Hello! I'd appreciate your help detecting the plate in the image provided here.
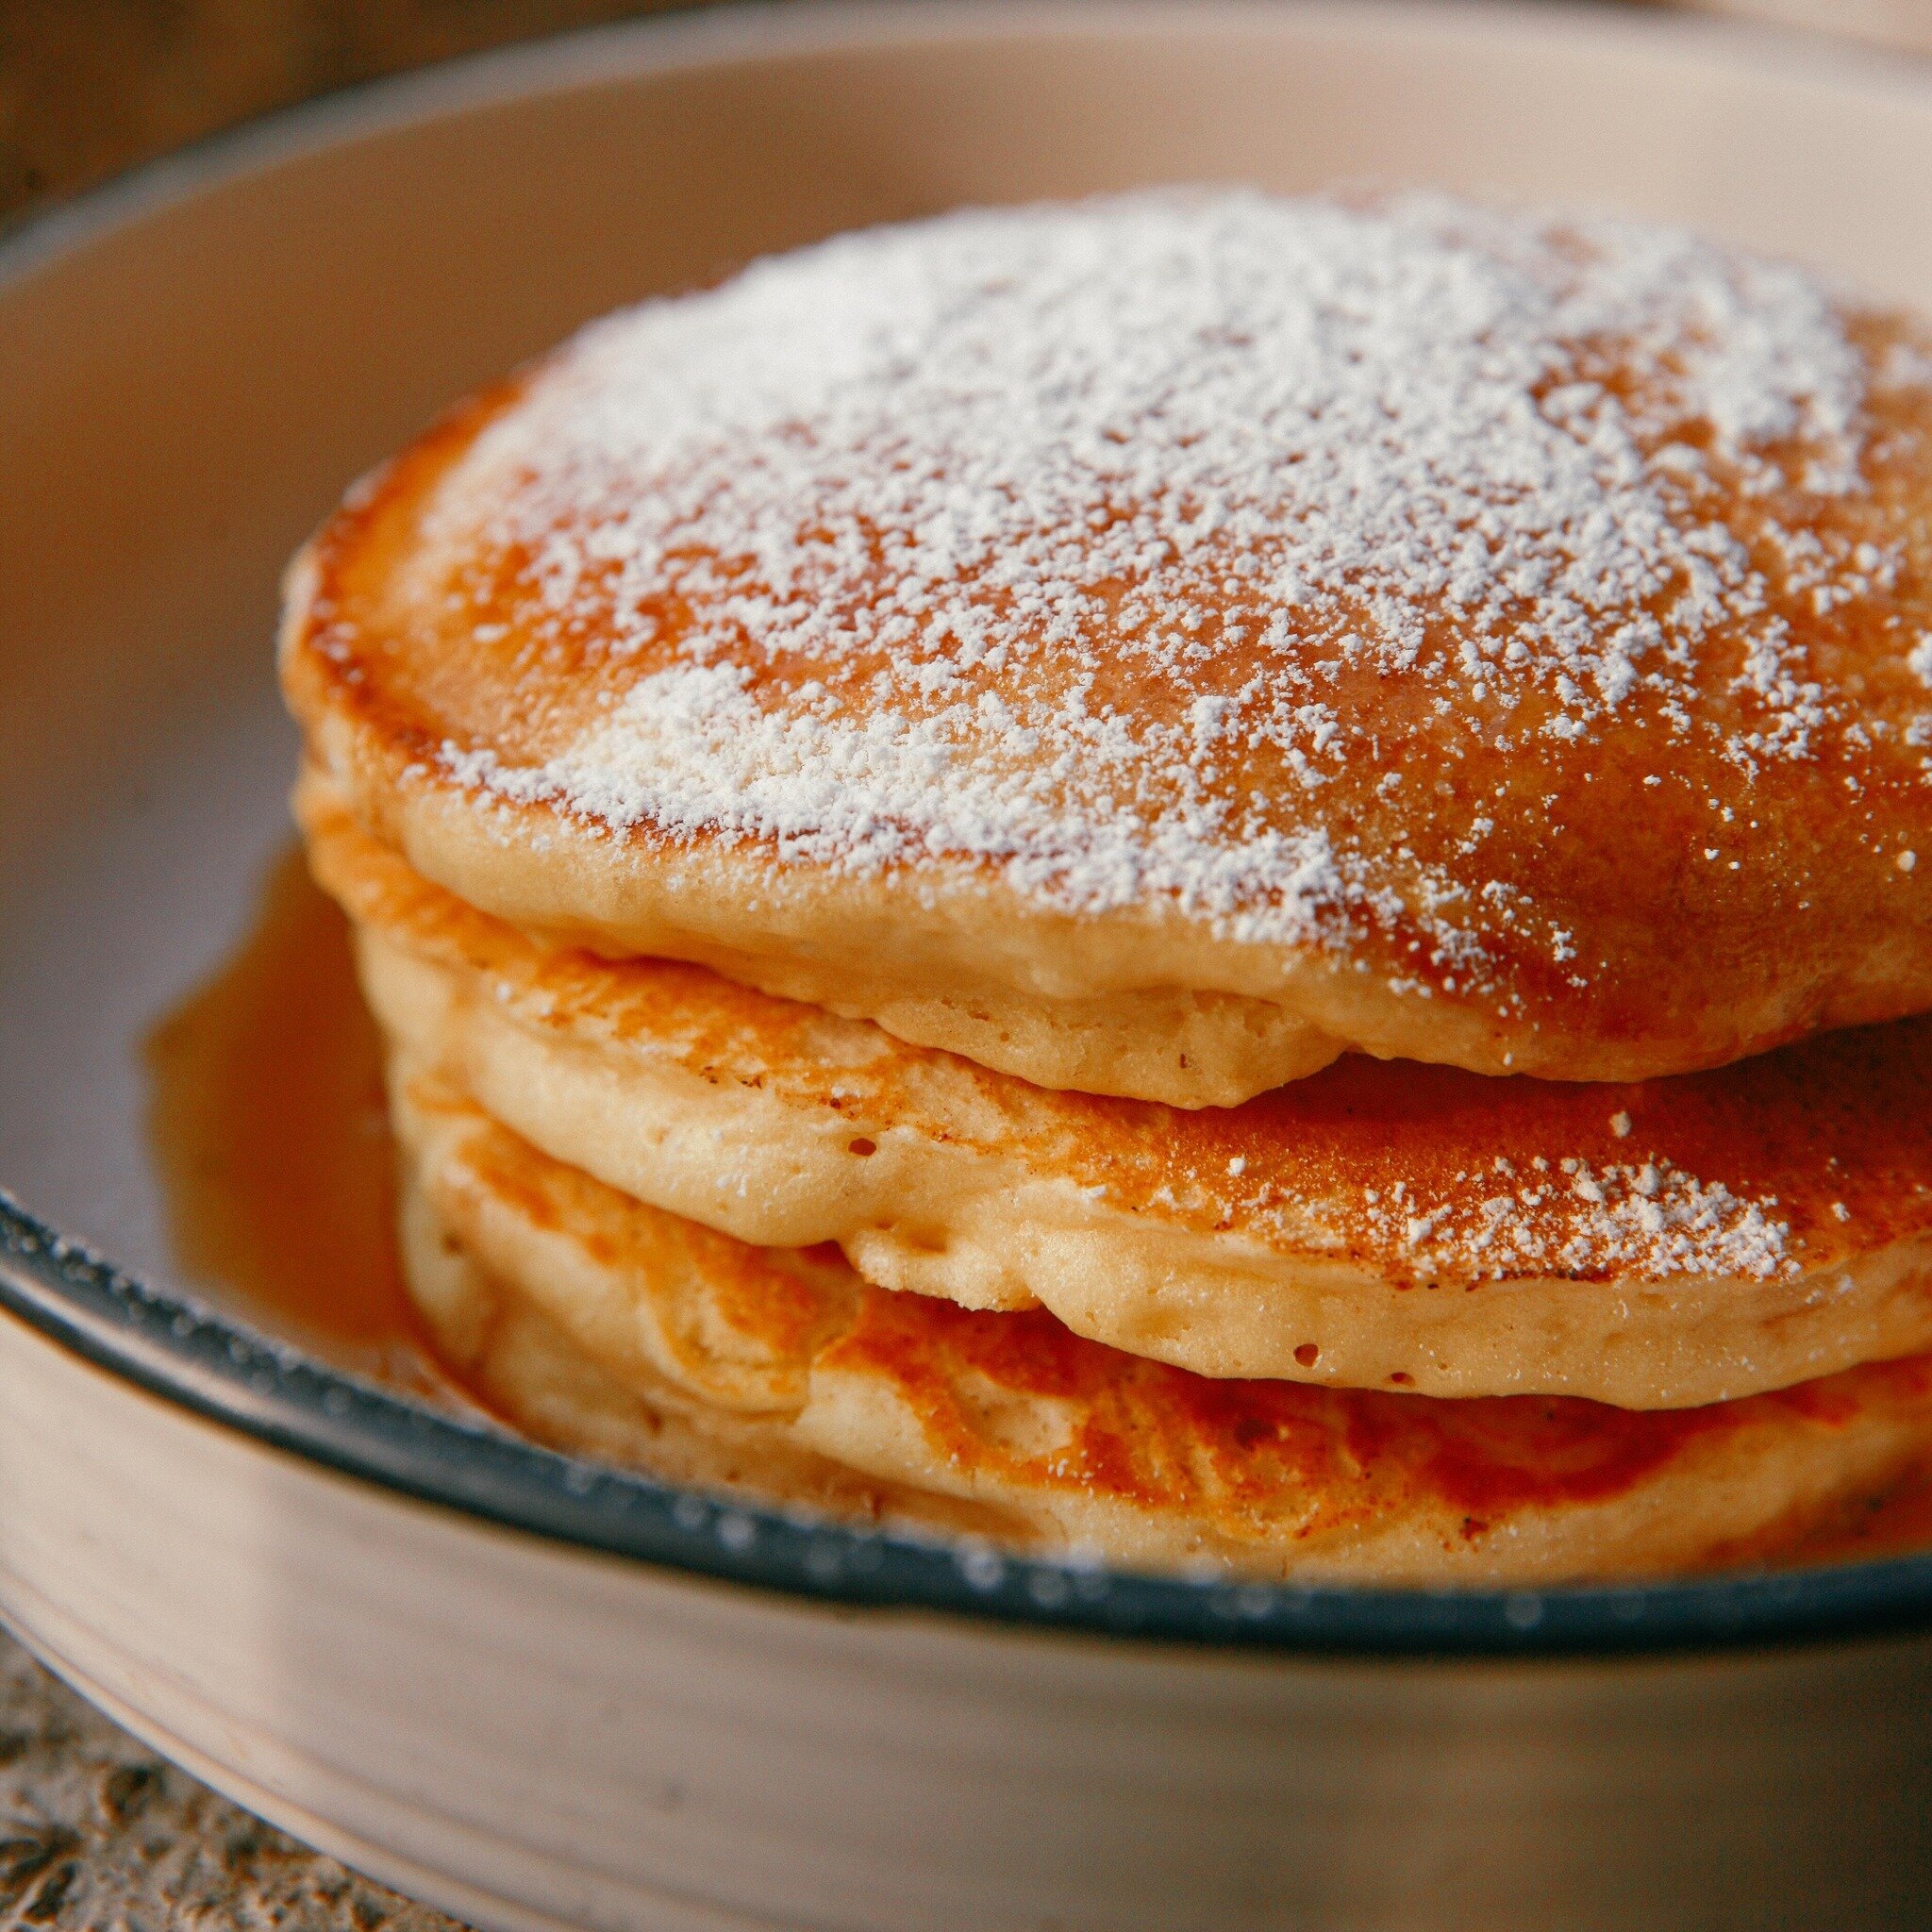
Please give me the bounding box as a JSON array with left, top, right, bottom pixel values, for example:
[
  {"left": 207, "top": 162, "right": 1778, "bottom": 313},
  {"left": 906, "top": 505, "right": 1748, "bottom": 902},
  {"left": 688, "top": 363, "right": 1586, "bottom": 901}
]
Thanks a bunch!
[{"left": 5, "top": 5, "right": 1932, "bottom": 1925}]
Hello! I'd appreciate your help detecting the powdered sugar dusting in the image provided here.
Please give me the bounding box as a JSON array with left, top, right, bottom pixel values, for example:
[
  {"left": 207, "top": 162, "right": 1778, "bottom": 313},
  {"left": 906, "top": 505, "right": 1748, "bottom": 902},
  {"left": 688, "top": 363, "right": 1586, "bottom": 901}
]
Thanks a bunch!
[
  {"left": 422, "top": 190, "right": 1925, "bottom": 964},
  {"left": 1333, "top": 1154, "right": 1791, "bottom": 1282},
  {"left": 442, "top": 660, "right": 1353, "bottom": 939}
]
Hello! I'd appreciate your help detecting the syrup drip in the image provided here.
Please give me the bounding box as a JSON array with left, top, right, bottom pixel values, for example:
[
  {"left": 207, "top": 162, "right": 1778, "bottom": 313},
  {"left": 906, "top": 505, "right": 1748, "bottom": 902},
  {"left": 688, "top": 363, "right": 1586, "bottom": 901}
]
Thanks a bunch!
[
  {"left": 138, "top": 842, "right": 1932, "bottom": 1574},
  {"left": 142, "top": 844, "right": 446, "bottom": 1396}
]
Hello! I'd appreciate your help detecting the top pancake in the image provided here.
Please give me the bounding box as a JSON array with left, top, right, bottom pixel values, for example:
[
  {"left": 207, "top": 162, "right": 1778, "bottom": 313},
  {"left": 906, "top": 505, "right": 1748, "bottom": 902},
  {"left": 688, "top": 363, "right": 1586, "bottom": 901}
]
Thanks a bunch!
[{"left": 281, "top": 190, "right": 1932, "bottom": 1106}]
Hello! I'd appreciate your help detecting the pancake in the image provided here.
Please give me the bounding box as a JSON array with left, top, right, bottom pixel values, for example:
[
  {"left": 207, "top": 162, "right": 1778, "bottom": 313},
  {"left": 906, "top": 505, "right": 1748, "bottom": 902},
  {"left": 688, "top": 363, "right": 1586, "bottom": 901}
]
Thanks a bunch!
[
  {"left": 392, "top": 1065, "right": 1932, "bottom": 1585},
  {"left": 307, "top": 781, "right": 1932, "bottom": 1409},
  {"left": 397, "top": 1172, "right": 1019, "bottom": 1544},
  {"left": 281, "top": 190, "right": 1932, "bottom": 1107}
]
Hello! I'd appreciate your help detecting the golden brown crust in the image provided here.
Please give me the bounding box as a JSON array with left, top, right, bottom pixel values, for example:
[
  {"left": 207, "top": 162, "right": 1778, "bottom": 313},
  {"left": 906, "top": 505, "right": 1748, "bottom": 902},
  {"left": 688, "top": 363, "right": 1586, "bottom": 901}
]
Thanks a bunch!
[{"left": 280, "top": 196, "right": 1932, "bottom": 1102}]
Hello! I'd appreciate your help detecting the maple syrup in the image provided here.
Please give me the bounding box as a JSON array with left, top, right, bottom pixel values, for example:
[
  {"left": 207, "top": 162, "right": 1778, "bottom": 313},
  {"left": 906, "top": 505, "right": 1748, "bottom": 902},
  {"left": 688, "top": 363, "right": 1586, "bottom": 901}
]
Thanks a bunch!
[{"left": 142, "top": 843, "right": 441, "bottom": 1392}]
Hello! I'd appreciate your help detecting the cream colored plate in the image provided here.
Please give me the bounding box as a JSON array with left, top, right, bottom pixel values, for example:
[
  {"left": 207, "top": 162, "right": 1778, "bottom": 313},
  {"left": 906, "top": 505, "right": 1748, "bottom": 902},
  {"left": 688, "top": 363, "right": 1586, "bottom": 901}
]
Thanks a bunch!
[{"left": 6, "top": 6, "right": 1932, "bottom": 1927}]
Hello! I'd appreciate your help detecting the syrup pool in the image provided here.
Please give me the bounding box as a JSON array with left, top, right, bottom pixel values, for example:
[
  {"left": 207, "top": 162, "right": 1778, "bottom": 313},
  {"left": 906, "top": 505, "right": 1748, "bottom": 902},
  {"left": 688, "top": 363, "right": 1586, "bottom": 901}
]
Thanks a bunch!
[{"left": 142, "top": 844, "right": 450, "bottom": 1398}]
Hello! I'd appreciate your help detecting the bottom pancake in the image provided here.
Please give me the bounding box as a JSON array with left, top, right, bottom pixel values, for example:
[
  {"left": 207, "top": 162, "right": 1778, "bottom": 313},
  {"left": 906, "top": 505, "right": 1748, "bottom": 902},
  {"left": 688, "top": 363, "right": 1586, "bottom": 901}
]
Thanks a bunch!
[
  {"left": 390, "top": 1067, "right": 1932, "bottom": 1585},
  {"left": 398, "top": 1178, "right": 1024, "bottom": 1543}
]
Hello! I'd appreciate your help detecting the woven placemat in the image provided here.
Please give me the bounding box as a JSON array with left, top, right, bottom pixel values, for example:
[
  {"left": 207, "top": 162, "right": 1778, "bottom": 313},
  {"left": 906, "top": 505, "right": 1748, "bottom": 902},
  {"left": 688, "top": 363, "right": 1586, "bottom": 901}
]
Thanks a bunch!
[{"left": 0, "top": 1632, "right": 464, "bottom": 1930}]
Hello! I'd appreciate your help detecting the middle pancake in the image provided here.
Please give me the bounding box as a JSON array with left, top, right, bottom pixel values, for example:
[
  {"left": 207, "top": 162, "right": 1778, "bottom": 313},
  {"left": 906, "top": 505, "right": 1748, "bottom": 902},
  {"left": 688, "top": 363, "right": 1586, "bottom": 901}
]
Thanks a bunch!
[{"left": 304, "top": 777, "right": 1932, "bottom": 1411}]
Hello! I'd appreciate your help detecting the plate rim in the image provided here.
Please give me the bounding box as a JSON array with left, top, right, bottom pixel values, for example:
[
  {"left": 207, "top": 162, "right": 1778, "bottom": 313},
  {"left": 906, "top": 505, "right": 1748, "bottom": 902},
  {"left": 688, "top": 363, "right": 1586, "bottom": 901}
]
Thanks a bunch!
[
  {"left": 8, "top": 0, "right": 1932, "bottom": 1660},
  {"left": 11, "top": 1183, "right": 1932, "bottom": 1659}
]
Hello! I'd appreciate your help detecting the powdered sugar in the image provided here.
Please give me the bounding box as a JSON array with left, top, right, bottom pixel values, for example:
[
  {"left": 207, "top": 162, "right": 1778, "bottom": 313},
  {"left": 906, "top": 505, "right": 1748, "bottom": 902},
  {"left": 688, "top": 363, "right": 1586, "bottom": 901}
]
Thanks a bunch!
[
  {"left": 424, "top": 189, "right": 1922, "bottom": 960},
  {"left": 444, "top": 659, "right": 1354, "bottom": 939},
  {"left": 1175, "top": 1133, "right": 1799, "bottom": 1283},
  {"left": 1341, "top": 1154, "right": 1791, "bottom": 1282}
]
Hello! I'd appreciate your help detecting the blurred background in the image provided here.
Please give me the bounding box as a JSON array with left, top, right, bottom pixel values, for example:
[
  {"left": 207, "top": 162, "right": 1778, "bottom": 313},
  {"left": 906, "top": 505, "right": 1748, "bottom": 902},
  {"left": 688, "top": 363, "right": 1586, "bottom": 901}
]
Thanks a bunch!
[
  {"left": 2, "top": 0, "right": 1928, "bottom": 237},
  {"left": 0, "top": 0, "right": 715, "bottom": 226}
]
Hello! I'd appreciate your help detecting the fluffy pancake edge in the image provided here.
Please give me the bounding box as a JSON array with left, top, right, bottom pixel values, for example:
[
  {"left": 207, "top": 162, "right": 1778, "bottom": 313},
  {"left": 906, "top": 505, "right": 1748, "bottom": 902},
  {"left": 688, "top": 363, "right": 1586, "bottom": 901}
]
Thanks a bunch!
[
  {"left": 310, "top": 796, "right": 1932, "bottom": 1408},
  {"left": 391, "top": 1064, "right": 1932, "bottom": 1585}
]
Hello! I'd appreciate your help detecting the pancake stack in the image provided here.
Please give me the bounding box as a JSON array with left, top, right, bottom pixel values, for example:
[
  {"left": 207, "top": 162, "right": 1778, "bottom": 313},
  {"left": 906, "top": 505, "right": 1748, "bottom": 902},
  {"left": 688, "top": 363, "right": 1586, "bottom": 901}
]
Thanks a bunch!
[{"left": 281, "top": 191, "right": 1932, "bottom": 1584}]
